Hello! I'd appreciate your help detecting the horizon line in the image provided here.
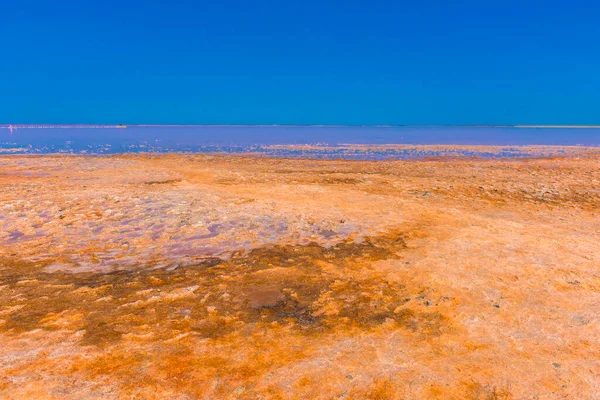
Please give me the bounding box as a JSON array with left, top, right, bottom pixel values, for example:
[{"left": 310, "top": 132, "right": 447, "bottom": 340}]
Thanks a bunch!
[{"left": 2, "top": 124, "right": 600, "bottom": 129}]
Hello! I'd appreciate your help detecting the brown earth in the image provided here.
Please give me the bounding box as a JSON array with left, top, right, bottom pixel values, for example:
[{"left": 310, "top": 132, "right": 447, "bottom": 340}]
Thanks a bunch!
[{"left": 0, "top": 149, "right": 599, "bottom": 399}]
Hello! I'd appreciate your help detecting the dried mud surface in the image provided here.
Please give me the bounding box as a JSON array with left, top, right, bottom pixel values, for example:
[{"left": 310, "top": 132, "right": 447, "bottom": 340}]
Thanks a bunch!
[{"left": 1, "top": 149, "right": 599, "bottom": 399}]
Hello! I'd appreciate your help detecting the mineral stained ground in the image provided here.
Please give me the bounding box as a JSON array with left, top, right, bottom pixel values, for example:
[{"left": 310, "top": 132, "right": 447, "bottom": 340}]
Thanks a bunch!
[{"left": 0, "top": 148, "right": 599, "bottom": 399}]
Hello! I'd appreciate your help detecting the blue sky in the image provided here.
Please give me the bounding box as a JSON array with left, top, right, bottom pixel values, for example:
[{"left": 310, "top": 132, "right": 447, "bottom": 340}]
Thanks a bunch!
[{"left": 1, "top": 0, "right": 599, "bottom": 124}]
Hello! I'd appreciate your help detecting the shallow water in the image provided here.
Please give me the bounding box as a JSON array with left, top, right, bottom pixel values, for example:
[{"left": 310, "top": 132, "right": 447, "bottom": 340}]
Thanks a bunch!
[{"left": 1, "top": 125, "right": 599, "bottom": 158}]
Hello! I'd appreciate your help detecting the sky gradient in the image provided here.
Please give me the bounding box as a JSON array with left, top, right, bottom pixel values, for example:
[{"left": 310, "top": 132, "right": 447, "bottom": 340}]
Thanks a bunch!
[{"left": 1, "top": 0, "right": 599, "bottom": 125}]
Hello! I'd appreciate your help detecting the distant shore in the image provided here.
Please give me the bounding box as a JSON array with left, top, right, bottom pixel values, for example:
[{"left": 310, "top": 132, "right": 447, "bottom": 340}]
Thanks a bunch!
[{"left": 2, "top": 124, "right": 600, "bottom": 128}]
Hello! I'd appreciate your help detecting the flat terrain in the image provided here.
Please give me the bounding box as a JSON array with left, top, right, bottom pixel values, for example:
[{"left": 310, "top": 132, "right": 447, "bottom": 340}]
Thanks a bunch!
[{"left": 0, "top": 149, "right": 599, "bottom": 399}]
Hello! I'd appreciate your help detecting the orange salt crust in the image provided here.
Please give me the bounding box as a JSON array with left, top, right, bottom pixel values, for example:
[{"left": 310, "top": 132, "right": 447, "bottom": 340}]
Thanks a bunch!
[{"left": 0, "top": 149, "right": 599, "bottom": 399}]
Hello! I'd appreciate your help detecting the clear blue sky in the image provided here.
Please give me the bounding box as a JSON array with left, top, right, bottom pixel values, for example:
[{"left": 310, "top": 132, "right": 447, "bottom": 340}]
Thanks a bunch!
[{"left": 1, "top": 0, "right": 599, "bottom": 125}]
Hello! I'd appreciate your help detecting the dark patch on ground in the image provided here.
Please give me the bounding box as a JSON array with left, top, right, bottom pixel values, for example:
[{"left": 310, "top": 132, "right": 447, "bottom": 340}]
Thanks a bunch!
[
  {"left": 143, "top": 178, "right": 182, "bottom": 185},
  {"left": 0, "top": 230, "right": 448, "bottom": 348}
]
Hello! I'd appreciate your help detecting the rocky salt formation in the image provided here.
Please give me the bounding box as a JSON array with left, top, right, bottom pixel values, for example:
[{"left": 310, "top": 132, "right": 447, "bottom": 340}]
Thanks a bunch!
[{"left": 0, "top": 149, "right": 599, "bottom": 399}]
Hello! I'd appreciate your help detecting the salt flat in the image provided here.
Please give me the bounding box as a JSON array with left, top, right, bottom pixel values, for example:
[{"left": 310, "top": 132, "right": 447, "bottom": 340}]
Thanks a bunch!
[{"left": 0, "top": 149, "right": 599, "bottom": 399}]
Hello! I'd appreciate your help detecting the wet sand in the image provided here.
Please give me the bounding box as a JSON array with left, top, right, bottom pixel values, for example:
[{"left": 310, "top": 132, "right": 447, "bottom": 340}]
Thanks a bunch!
[{"left": 0, "top": 148, "right": 599, "bottom": 399}]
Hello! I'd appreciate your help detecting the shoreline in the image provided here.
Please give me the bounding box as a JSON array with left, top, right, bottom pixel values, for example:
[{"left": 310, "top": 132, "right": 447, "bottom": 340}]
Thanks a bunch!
[{"left": 1, "top": 144, "right": 599, "bottom": 161}]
